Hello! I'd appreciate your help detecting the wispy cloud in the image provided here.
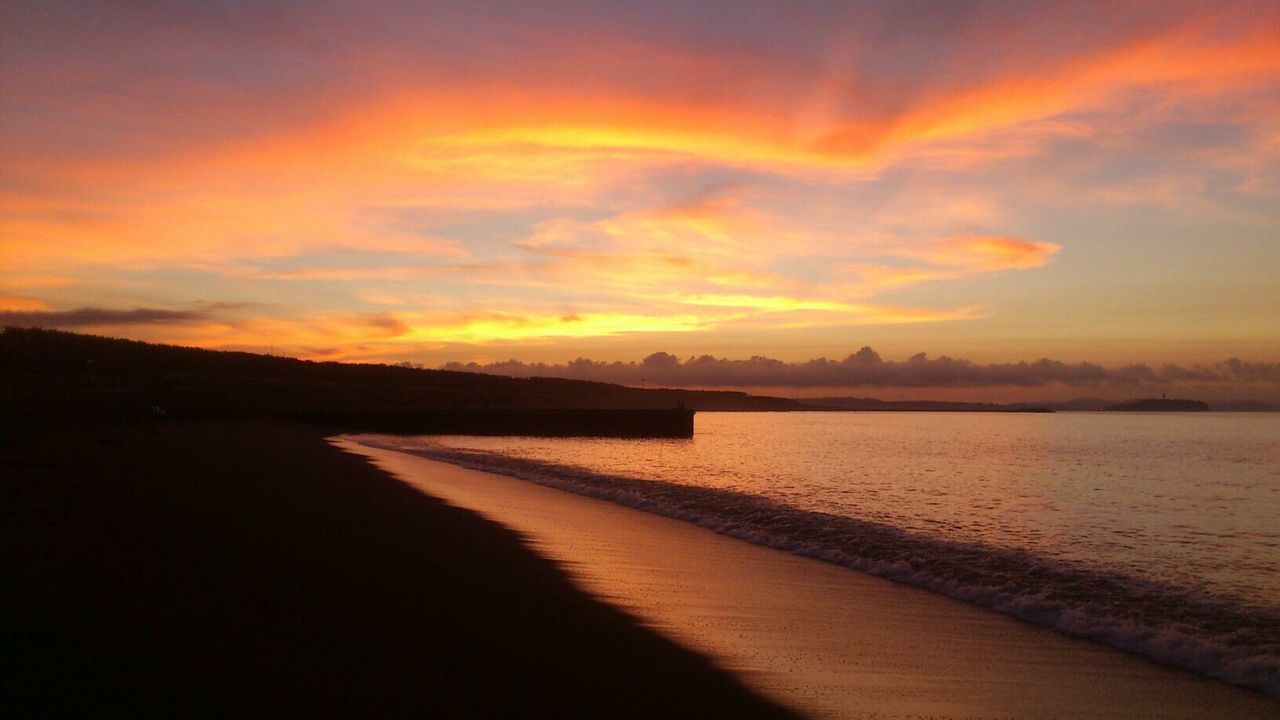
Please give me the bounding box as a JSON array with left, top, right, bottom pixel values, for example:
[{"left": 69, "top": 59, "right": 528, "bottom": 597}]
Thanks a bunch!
[{"left": 1, "top": 1, "right": 1276, "bottom": 362}]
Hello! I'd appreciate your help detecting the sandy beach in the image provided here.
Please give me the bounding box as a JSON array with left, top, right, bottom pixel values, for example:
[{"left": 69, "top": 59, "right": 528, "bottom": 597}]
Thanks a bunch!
[
  {"left": 1, "top": 420, "right": 795, "bottom": 718},
  {"left": 340, "top": 438, "right": 1280, "bottom": 720}
]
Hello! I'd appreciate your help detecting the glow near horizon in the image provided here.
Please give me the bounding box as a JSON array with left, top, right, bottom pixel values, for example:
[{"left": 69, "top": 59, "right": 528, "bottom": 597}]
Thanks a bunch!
[{"left": 1, "top": 1, "right": 1277, "bottom": 373}]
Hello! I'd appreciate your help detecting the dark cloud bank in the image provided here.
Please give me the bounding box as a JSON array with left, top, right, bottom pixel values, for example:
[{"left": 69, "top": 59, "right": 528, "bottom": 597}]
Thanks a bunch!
[
  {"left": 443, "top": 348, "right": 1280, "bottom": 391},
  {"left": 0, "top": 307, "right": 209, "bottom": 328},
  {"left": 0, "top": 302, "right": 253, "bottom": 329}
]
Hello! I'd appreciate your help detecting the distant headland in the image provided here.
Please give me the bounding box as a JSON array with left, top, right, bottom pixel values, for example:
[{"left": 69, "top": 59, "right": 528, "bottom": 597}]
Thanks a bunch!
[
  {"left": 798, "top": 396, "right": 1273, "bottom": 413},
  {"left": 1105, "top": 398, "right": 1209, "bottom": 412},
  {"left": 4, "top": 329, "right": 1273, "bottom": 436},
  {"left": 798, "top": 397, "right": 1055, "bottom": 413},
  {"left": 0, "top": 327, "right": 790, "bottom": 437}
]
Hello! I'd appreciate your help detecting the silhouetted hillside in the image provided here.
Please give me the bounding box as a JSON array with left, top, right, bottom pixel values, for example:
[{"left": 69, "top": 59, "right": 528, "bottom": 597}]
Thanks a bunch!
[{"left": 0, "top": 328, "right": 801, "bottom": 430}]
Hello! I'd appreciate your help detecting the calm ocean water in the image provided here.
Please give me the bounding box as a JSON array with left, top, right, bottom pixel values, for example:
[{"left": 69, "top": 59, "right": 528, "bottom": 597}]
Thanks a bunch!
[{"left": 362, "top": 411, "right": 1280, "bottom": 695}]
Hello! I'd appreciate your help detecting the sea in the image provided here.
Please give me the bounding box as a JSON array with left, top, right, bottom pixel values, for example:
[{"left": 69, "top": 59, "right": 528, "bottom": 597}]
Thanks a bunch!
[{"left": 361, "top": 411, "right": 1280, "bottom": 696}]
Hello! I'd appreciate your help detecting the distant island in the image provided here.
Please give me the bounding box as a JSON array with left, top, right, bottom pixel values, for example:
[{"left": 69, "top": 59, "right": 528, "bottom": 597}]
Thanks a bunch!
[
  {"left": 799, "top": 396, "right": 1274, "bottom": 413},
  {"left": 1105, "top": 398, "right": 1209, "bottom": 412},
  {"left": 799, "top": 397, "right": 1054, "bottom": 413}
]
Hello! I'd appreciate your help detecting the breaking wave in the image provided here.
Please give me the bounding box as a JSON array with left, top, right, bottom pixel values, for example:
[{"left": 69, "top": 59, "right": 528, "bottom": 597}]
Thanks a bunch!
[{"left": 358, "top": 437, "right": 1280, "bottom": 697}]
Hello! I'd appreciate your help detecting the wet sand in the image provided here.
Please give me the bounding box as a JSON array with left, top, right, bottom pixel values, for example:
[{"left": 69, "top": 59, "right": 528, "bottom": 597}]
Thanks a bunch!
[
  {"left": 1, "top": 421, "right": 795, "bottom": 718},
  {"left": 339, "top": 438, "right": 1280, "bottom": 720}
]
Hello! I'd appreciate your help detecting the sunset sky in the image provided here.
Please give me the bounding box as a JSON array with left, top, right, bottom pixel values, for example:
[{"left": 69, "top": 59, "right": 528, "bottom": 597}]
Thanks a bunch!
[{"left": 2, "top": 1, "right": 1278, "bottom": 398}]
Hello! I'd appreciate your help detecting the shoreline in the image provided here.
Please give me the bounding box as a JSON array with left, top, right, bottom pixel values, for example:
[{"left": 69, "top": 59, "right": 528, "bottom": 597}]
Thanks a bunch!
[
  {"left": 355, "top": 429, "right": 1280, "bottom": 698},
  {"left": 1, "top": 420, "right": 795, "bottom": 717},
  {"left": 339, "top": 437, "right": 1280, "bottom": 719}
]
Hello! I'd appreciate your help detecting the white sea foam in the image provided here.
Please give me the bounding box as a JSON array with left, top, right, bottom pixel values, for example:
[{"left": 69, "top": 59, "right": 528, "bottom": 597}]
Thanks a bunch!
[{"left": 355, "top": 435, "right": 1280, "bottom": 697}]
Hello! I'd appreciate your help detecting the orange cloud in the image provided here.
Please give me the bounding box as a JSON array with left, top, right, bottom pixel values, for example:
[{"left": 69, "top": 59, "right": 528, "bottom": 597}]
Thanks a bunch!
[
  {"left": 926, "top": 236, "right": 1062, "bottom": 271},
  {"left": 2, "top": 3, "right": 1275, "bottom": 363},
  {"left": 817, "top": 19, "right": 1280, "bottom": 158},
  {"left": 4, "top": 13, "right": 1270, "bottom": 271},
  {"left": 838, "top": 236, "right": 1060, "bottom": 295},
  {"left": 118, "top": 309, "right": 716, "bottom": 359},
  {"left": 842, "top": 265, "right": 966, "bottom": 291},
  {"left": 398, "top": 311, "right": 711, "bottom": 345},
  {"left": 0, "top": 295, "right": 49, "bottom": 312}
]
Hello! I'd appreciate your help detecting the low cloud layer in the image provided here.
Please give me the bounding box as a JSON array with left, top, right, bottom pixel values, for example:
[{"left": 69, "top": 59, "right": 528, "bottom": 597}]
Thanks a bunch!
[
  {"left": 443, "top": 348, "right": 1280, "bottom": 390},
  {"left": 0, "top": 307, "right": 210, "bottom": 328}
]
